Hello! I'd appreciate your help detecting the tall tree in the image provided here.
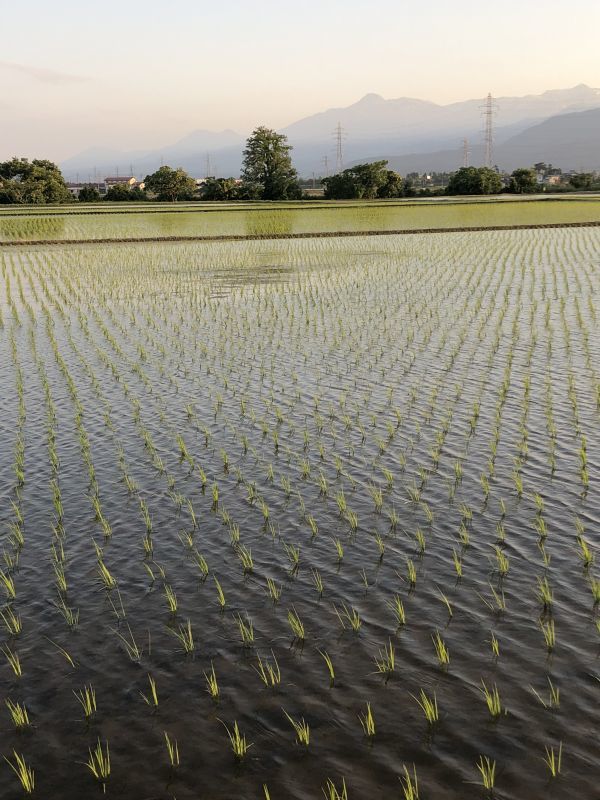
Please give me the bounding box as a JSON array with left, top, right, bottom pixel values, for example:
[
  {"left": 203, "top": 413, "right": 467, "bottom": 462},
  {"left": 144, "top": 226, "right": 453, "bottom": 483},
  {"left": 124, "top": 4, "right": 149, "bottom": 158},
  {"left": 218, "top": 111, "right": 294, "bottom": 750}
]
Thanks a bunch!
[
  {"left": 0, "top": 158, "right": 71, "bottom": 204},
  {"left": 241, "top": 127, "right": 301, "bottom": 200},
  {"left": 322, "top": 161, "right": 404, "bottom": 199},
  {"left": 446, "top": 166, "right": 503, "bottom": 195},
  {"left": 200, "top": 177, "right": 240, "bottom": 201},
  {"left": 143, "top": 166, "right": 196, "bottom": 202},
  {"left": 509, "top": 168, "right": 537, "bottom": 194}
]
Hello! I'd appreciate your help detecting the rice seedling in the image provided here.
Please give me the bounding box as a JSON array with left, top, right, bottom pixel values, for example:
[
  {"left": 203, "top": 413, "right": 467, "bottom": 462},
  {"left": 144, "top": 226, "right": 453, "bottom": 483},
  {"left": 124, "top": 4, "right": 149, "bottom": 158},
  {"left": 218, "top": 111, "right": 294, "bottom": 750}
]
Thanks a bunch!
[
  {"left": 73, "top": 685, "right": 97, "bottom": 721},
  {"left": 373, "top": 639, "right": 395, "bottom": 680},
  {"left": 2, "top": 645, "right": 22, "bottom": 677},
  {"left": 373, "top": 531, "right": 386, "bottom": 559},
  {"left": 213, "top": 576, "right": 226, "bottom": 609},
  {"left": 322, "top": 777, "right": 348, "bottom": 800},
  {"left": 358, "top": 701, "right": 376, "bottom": 737},
  {"left": 164, "top": 731, "right": 180, "bottom": 768},
  {"left": 318, "top": 649, "right": 335, "bottom": 686},
  {"left": 163, "top": 583, "right": 178, "bottom": 614},
  {"left": 577, "top": 535, "right": 594, "bottom": 568},
  {"left": 531, "top": 677, "right": 560, "bottom": 709},
  {"left": 387, "top": 593, "right": 406, "bottom": 627},
  {"left": 489, "top": 632, "right": 500, "bottom": 658},
  {"left": 543, "top": 741, "right": 562, "bottom": 777},
  {"left": 452, "top": 548, "right": 463, "bottom": 579},
  {"left": 536, "top": 576, "right": 553, "bottom": 610},
  {"left": 311, "top": 568, "right": 324, "bottom": 596},
  {"left": 0, "top": 569, "right": 17, "bottom": 600},
  {"left": 406, "top": 558, "right": 417, "bottom": 587},
  {"left": 236, "top": 544, "right": 254, "bottom": 574},
  {"left": 399, "top": 764, "right": 419, "bottom": 800},
  {"left": 6, "top": 699, "right": 30, "bottom": 729},
  {"left": 84, "top": 738, "right": 110, "bottom": 793},
  {"left": 432, "top": 631, "right": 450, "bottom": 667},
  {"left": 0, "top": 605, "right": 22, "bottom": 636},
  {"left": 412, "top": 688, "right": 439, "bottom": 725},
  {"left": 476, "top": 755, "right": 496, "bottom": 793},
  {"left": 287, "top": 608, "right": 305, "bottom": 641},
  {"left": 539, "top": 618, "right": 556, "bottom": 651},
  {"left": 283, "top": 542, "right": 300, "bottom": 573},
  {"left": 97, "top": 559, "right": 117, "bottom": 590},
  {"left": 283, "top": 709, "right": 310, "bottom": 746},
  {"left": 4, "top": 751, "right": 34, "bottom": 794},
  {"left": 204, "top": 662, "right": 220, "bottom": 700},
  {"left": 494, "top": 546, "right": 509, "bottom": 577},
  {"left": 171, "top": 619, "right": 195, "bottom": 654},
  {"left": 220, "top": 720, "right": 252, "bottom": 760},
  {"left": 480, "top": 681, "right": 505, "bottom": 718},
  {"left": 254, "top": 651, "right": 281, "bottom": 687},
  {"left": 266, "top": 577, "right": 282, "bottom": 603},
  {"left": 235, "top": 613, "right": 255, "bottom": 646},
  {"left": 333, "top": 602, "right": 361, "bottom": 632},
  {"left": 333, "top": 537, "right": 344, "bottom": 562},
  {"left": 140, "top": 673, "right": 159, "bottom": 709}
]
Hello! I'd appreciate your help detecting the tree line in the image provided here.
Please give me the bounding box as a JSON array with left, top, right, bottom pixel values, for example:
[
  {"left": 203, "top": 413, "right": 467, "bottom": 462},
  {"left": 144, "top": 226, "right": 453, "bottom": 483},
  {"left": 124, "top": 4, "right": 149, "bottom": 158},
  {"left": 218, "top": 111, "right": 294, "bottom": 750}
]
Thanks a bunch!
[{"left": 1, "top": 128, "right": 597, "bottom": 204}]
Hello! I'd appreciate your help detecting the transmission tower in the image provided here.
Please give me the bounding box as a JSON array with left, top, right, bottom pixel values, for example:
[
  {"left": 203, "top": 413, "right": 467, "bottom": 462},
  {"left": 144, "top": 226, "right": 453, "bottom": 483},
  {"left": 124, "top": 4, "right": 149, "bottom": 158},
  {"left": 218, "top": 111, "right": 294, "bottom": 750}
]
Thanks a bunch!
[
  {"left": 322, "top": 155, "right": 329, "bottom": 177},
  {"left": 462, "top": 138, "right": 470, "bottom": 168},
  {"left": 481, "top": 93, "right": 497, "bottom": 168},
  {"left": 333, "top": 122, "right": 346, "bottom": 173},
  {"left": 205, "top": 153, "right": 212, "bottom": 178}
]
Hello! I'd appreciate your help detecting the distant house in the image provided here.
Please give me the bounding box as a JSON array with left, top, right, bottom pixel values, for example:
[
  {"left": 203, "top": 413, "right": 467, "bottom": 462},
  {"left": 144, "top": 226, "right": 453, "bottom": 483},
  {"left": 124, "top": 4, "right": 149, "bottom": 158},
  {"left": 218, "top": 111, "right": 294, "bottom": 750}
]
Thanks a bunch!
[
  {"left": 66, "top": 181, "right": 107, "bottom": 198},
  {"left": 104, "top": 176, "right": 138, "bottom": 189}
]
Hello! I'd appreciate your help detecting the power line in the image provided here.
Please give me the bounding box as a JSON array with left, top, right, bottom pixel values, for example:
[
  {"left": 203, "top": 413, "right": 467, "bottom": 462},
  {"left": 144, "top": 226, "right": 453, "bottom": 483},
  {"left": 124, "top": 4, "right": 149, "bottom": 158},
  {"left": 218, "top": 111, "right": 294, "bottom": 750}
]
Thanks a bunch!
[
  {"left": 462, "top": 138, "right": 470, "bottom": 168},
  {"left": 332, "top": 122, "right": 346, "bottom": 173},
  {"left": 480, "top": 93, "right": 497, "bottom": 168}
]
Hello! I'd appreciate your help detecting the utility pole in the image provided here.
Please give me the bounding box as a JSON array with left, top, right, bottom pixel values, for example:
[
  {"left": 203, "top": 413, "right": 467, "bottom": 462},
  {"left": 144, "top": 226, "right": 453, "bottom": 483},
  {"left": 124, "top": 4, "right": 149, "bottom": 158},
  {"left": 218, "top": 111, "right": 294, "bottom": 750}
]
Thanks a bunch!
[
  {"left": 462, "top": 138, "right": 470, "bottom": 168},
  {"left": 333, "top": 122, "right": 346, "bottom": 173},
  {"left": 481, "top": 93, "right": 497, "bottom": 168}
]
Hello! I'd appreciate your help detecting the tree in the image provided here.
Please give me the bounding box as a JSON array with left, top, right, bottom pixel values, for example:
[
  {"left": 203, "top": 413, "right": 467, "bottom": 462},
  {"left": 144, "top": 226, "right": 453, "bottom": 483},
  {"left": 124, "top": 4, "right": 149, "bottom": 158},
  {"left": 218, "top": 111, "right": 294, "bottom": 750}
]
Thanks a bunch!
[
  {"left": 569, "top": 172, "right": 594, "bottom": 190},
  {"left": 508, "top": 168, "right": 538, "bottom": 194},
  {"left": 241, "top": 127, "right": 301, "bottom": 200},
  {"left": 143, "top": 166, "right": 196, "bottom": 202},
  {"left": 378, "top": 169, "right": 404, "bottom": 198},
  {"left": 104, "top": 183, "right": 146, "bottom": 201},
  {"left": 0, "top": 157, "right": 71, "bottom": 204},
  {"left": 322, "top": 161, "right": 404, "bottom": 199},
  {"left": 446, "top": 166, "right": 503, "bottom": 195},
  {"left": 78, "top": 184, "right": 101, "bottom": 202},
  {"left": 200, "top": 177, "right": 239, "bottom": 201}
]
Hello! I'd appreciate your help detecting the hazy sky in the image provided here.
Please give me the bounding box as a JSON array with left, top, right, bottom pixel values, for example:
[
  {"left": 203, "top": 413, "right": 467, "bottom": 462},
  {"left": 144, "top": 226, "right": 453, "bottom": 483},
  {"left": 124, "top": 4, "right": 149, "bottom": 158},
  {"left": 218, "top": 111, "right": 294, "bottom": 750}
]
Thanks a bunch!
[{"left": 2, "top": 0, "right": 600, "bottom": 161}]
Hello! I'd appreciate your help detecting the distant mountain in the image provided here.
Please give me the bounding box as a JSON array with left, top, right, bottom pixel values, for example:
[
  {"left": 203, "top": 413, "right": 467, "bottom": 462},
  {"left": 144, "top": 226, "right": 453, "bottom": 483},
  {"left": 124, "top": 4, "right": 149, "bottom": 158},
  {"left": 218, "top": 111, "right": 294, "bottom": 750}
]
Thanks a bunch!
[
  {"left": 362, "top": 106, "right": 600, "bottom": 174},
  {"left": 61, "top": 129, "right": 244, "bottom": 181},
  {"left": 60, "top": 85, "right": 600, "bottom": 179}
]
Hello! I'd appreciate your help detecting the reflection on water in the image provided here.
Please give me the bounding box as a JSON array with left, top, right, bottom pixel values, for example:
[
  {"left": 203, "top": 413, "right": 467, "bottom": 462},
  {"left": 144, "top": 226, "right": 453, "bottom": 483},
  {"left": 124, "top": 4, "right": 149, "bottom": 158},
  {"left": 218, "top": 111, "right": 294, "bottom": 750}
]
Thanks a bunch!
[{"left": 0, "top": 198, "right": 599, "bottom": 241}]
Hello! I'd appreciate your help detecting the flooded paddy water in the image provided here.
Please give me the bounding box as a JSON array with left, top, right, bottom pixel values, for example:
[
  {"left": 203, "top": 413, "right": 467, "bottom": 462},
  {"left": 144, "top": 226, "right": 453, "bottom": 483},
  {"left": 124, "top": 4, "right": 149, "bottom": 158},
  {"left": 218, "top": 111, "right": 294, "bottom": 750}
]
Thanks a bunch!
[
  {"left": 0, "top": 205, "right": 599, "bottom": 798},
  {"left": 1, "top": 195, "right": 600, "bottom": 242}
]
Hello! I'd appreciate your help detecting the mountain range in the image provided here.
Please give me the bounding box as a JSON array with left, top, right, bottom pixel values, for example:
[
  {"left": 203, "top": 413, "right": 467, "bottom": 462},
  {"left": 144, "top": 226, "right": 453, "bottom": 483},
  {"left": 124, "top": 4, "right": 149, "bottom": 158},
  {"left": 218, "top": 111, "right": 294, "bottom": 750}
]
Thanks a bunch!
[{"left": 60, "top": 84, "right": 600, "bottom": 179}]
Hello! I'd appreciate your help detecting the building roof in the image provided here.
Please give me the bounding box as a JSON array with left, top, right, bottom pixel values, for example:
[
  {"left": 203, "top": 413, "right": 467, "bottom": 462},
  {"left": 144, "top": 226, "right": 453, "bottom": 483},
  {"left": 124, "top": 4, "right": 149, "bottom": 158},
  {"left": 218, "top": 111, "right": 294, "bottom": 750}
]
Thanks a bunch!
[{"left": 104, "top": 176, "right": 136, "bottom": 183}]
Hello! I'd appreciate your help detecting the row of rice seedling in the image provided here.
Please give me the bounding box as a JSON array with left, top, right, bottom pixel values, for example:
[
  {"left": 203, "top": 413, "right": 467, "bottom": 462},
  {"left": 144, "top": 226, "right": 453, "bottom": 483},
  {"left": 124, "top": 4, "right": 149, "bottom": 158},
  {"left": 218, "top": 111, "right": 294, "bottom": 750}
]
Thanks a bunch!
[{"left": 0, "top": 225, "right": 598, "bottom": 797}]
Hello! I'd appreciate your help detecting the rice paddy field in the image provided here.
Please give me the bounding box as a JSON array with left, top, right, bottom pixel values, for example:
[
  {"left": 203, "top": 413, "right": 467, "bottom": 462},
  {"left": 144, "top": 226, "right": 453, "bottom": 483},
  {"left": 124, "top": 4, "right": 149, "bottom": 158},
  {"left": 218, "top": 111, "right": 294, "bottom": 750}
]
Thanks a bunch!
[
  {"left": 1, "top": 195, "right": 600, "bottom": 242},
  {"left": 0, "top": 203, "right": 599, "bottom": 799}
]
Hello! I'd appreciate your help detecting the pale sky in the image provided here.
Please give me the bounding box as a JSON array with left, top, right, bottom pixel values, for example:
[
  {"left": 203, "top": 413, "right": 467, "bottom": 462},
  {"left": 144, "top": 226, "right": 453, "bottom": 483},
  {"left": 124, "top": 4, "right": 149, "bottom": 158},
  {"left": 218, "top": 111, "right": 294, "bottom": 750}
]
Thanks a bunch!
[{"left": 1, "top": 0, "right": 600, "bottom": 161}]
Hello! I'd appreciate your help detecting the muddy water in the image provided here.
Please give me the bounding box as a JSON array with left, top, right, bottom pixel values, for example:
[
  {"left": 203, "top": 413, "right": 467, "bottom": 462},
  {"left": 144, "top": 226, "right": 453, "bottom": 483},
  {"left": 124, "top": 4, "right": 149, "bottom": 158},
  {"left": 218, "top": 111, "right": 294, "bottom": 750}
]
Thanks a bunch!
[{"left": 0, "top": 228, "right": 599, "bottom": 799}]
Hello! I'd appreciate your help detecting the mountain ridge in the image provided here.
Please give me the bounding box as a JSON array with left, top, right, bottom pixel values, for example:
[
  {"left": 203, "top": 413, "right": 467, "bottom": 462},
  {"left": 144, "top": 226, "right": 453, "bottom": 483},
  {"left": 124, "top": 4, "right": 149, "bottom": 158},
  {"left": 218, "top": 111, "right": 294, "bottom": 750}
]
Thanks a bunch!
[{"left": 60, "top": 84, "right": 600, "bottom": 179}]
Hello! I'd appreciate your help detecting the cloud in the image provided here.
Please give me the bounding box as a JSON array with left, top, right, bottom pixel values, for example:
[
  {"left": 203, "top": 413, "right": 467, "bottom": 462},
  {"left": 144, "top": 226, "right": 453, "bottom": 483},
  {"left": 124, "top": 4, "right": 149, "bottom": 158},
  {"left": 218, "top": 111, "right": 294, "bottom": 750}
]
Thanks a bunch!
[{"left": 0, "top": 60, "right": 88, "bottom": 84}]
